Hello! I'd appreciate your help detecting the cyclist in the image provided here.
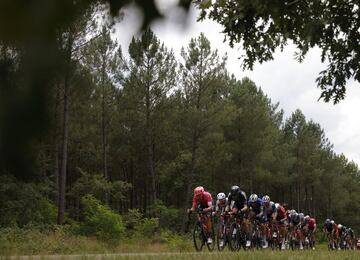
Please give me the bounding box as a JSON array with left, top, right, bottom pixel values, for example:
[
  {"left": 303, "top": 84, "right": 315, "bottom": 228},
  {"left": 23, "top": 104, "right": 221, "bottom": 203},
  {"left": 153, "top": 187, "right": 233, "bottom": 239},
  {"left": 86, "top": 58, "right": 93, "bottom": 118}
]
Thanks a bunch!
[
  {"left": 248, "top": 194, "right": 264, "bottom": 247},
  {"left": 248, "top": 194, "right": 264, "bottom": 218},
  {"left": 323, "top": 219, "right": 339, "bottom": 249},
  {"left": 226, "top": 185, "right": 248, "bottom": 246},
  {"left": 298, "top": 213, "right": 306, "bottom": 248},
  {"left": 213, "top": 192, "right": 228, "bottom": 248},
  {"left": 289, "top": 210, "right": 303, "bottom": 249},
  {"left": 275, "top": 203, "right": 288, "bottom": 250},
  {"left": 346, "top": 227, "right": 355, "bottom": 249},
  {"left": 214, "top": 192, "right": 228, "bottom": 215},
  {"left": 338, "top": 224, "right": 347, "bottom": 249},
  {"left": 304, "top": 215, "right": 316, "bottom": 250},
  {"left": 261, "top": 195, "right": 276, "bottom": 248},
  {"left": 187, "top": 186, "right": 214, "bottom": 244}
]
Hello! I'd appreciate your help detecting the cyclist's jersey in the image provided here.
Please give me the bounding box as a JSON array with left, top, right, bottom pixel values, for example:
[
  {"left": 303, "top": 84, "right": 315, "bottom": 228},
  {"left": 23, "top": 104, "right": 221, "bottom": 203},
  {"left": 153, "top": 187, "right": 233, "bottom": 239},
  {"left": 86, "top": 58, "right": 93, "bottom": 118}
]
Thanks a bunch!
[
  {"left": 192, "top": 191, "right": 213, "bottom": 210},
  {"left": 227, "top": 190, "right": 247, "bottom": 210},
  {"left": 289, "top": 213, "right": 300, "bottom": 225},
  {"left": 215, "top": 198, "right": 228, "bottom": 213},
  {"left": 263, "top": 201, "right": 277, "bottom": 221},
  {"left": 276, "top": 205, "right": 287, "bottom": 221},
  {"left": 346, "top": 229, "right": 354, "bottom": 239},
  {"left": 324, "top": 222, "right": 333, "bottom": 232},
  {"left": 247, "top": 198, "right": 264, "bottom": 215},
  {"left": 339, "top": 227, "right": 347, "bottom": 237},
  {"left": 306, "top": 218, "right": 316, "bottom": 229}
]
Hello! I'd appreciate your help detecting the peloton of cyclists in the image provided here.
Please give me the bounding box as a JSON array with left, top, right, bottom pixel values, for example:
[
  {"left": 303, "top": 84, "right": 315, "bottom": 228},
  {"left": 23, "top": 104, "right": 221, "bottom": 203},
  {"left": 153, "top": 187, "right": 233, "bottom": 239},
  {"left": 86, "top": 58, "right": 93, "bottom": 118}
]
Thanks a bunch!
[{"left": 187, "top": 185, "right": 358, "bottom": 251}]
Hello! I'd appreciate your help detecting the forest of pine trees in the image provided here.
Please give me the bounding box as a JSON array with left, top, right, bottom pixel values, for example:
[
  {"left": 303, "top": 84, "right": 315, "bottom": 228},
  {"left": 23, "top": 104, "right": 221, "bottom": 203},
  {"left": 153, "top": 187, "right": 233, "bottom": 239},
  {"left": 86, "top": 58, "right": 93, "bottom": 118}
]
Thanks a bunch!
[{"left": 1, "top": 10, "right": 360, "bottom": 235}]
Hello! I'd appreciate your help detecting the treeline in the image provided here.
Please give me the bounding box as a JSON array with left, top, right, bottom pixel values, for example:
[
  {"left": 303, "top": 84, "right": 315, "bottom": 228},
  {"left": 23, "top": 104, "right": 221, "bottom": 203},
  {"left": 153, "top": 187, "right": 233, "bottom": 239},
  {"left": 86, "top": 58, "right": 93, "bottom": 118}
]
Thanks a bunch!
[{"left": 1, "top": 10, "right": 360, "bottom": 234}]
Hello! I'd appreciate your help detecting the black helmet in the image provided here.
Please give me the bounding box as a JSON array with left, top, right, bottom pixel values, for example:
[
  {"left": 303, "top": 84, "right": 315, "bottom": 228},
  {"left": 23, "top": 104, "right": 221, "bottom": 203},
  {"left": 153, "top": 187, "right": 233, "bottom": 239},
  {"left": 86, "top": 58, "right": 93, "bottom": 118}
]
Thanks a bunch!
[{"left": 230, "top": 185, "right": 240, "bottom": 196}]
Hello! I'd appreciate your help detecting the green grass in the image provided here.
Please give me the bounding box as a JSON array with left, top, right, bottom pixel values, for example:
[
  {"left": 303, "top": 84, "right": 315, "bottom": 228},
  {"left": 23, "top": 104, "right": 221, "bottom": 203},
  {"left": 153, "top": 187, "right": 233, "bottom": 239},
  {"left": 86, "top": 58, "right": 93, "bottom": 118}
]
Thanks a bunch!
[
  {"left": 1, "top": 251, "right": 360, "bottom": 260},
  {"left": 0, "top": 227, "right": 192, "bottom": 256},
  {"left": 1, "top": 227, "right": 359, "bottom": 259}
]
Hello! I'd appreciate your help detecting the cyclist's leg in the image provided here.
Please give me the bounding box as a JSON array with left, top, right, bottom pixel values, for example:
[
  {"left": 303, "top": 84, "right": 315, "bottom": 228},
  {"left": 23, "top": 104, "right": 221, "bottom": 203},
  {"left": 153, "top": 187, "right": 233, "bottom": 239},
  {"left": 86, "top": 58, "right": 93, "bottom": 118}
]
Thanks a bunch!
[
  {"left": 260, "top": 220, "right": 268, "bottom": 246},
  {"left": 279, "top": 221, "right": 286, "bottom": 249},
  {"left": 204, "top": 214, "right": 213, "bottom": 243}
]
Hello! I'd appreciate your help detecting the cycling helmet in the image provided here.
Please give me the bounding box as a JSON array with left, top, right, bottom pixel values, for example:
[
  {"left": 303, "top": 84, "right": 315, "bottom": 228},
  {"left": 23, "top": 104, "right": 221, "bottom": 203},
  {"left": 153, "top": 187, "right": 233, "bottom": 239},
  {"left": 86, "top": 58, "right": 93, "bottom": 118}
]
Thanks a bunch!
[
  {"left": 262, "top": 195, "right": 270, "bottom": 203},
  {"left": 325, "top": 218, "right": 330, "bottom": 224},
  {"left": 275, "top": 203, "right": 281, "bottom": 209},
  {"left": 217, "top": 192, "right": 226, "bottom": 201},
  {"left": 330, "top": 220, "right": 335, "bottom": 224},
  {"left": 304, "top": 215, "right": 310, "bottom": 221},
  {"left": 230, "top": 185, "right": 240, "bottom": 195},
  {"left": 249, "top": 194, "right": 258, "bottom": 203},
  {"left": 194, "top": 186, "right": 204, "bottom": 196},
  {"left": 338, "top": 224, "right": 343, "bottom": 229},
  {"left": 289, "top": 210, "right": 297, "bottom": 218}
]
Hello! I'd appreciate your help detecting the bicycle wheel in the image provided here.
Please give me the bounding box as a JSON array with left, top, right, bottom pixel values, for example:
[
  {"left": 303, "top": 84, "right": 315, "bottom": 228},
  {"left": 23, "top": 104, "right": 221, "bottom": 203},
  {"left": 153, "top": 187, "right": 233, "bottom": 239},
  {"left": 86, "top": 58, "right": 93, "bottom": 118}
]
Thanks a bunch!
[
  {"left": 229, "top": 222, "right": 240, "bottom": 251},
  {"left": 217, "top": 223, "right": 226, "bottom": 251},
  {"left": 193, "top": 221, "right": 205, "bottom": 251}
]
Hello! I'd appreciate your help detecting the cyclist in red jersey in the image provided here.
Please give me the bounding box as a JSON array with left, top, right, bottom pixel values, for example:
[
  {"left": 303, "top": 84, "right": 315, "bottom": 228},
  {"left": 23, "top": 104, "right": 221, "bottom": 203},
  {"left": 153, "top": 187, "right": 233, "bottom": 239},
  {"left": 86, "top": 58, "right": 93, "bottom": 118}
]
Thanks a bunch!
[
  {"left": 275, "top": 203, "right": 288, "bottom": 249},
  {"left": 304, "top": 215, "right": 317, "bottom": 250},
  {"left": 188, "top": 186, "right": 214, "bottom": 244}
]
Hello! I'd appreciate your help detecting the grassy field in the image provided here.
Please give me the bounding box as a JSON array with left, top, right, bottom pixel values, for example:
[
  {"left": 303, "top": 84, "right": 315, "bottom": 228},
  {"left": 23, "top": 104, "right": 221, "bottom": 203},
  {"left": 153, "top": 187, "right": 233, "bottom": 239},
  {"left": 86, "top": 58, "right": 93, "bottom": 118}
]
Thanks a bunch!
[
  {"left": 1, "top": 250, "right": 360, "bottom": 260},
  {"left": 1, "top": 228, "right": 359, "bottom": 259}
]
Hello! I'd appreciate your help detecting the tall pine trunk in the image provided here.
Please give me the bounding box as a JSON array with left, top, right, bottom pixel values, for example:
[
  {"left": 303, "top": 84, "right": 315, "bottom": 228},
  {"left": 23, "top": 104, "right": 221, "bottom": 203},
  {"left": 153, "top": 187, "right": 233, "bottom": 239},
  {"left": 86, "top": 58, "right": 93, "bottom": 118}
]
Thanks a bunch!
[
  {"left": 57, "top": 75, "right": 70, "bottom": 225},
  {"left": 101, "top": 62, "right": 108, "bottom": 203},
  {"left": 57, "top": 34, "right": 72, "bottom": 225},
  {"left": 53, "top": 83, "right": 61, "bottom": 206},
  {"left": 145, "top": 84, "right": 156, "bottom": 206}
]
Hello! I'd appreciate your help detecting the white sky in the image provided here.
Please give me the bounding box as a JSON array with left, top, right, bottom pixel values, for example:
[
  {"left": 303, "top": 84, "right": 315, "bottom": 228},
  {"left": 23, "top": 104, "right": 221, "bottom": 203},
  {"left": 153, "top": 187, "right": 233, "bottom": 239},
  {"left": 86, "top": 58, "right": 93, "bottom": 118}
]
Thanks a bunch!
[{"left": 114, "top": 3, "right": 360, "bottom": 166}]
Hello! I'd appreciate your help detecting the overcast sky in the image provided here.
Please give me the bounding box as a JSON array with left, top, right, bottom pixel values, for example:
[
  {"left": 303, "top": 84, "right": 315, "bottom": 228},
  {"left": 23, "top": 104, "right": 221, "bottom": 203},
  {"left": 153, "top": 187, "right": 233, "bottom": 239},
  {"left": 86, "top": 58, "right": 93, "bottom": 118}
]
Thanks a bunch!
[{"left": 114, "top": 3, "right": 360, "bottom": 166}]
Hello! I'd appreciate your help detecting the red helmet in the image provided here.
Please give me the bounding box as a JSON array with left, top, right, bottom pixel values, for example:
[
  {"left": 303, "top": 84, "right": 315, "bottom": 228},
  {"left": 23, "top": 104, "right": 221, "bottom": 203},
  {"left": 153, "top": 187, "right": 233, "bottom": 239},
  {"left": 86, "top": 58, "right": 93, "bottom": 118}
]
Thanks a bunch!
[{"left": 194, "top": 186, "right": 204, "bottom": 196}]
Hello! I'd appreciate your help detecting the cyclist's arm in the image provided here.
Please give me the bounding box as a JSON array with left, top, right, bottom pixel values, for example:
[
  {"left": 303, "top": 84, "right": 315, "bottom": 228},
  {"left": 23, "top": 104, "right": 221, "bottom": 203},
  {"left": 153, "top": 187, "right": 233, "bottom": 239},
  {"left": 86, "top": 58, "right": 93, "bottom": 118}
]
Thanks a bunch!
[
  {"left": 272, "top": 208, "right": 278, "bottom": 220},
  {"left": 203, "top": 200, "right": 213, "bottom": 213},
  {"left": 190, "top": 196, "right": 197, "bottom": 212},
  {"left": 240, "top": 204, "right": 248, "bottom": 212},
  {"left": 257, "top": 204, "right": 264, "bottom": 217}
]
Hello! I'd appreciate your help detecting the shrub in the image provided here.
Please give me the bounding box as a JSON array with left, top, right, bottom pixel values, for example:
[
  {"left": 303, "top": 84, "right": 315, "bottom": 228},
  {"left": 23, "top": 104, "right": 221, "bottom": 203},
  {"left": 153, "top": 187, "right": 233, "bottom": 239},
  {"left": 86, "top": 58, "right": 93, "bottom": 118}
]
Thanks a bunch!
[
  {"left": 0, "top": 175, "right": 57, "bottom": 227},
  {"left": 148, "top": 200, "right": 182, "bottom": 231},
  {"left": 80, "top": 195, "right": 125, "bottom": 241},
  {"left": 124, "top": 208, "right": 159, "bottom": 238}
]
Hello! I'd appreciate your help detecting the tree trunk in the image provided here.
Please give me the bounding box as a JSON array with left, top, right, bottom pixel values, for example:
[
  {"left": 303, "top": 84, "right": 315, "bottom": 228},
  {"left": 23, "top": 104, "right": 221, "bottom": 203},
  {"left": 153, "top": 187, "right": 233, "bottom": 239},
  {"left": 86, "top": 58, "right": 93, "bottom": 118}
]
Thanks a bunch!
[
  {"left": 305, "top": 185, "right": 308, "bottom": 214},
  {"left": 297, "top": 183, "right": 300, "bottom": 213},
  {"left": 101, "top": 66, "right": 108, "bottom": 203},
  {"left": 57, "top": 34, "right": 72, "bottom": 225},
  {"left": 145, "top": 84, "right": 156, "bottom": 206},
  {"left": 52, "top": 82, "right": 61, "bottom": 206},
  {"left": 57, "top": 76, "right": 70, "bottom": 225},
  {"left": 290, "top": 185, "right": 293, "bottom": 208},
  {"left": 311, "top": 185, "right": 315, "bottom": 217}
]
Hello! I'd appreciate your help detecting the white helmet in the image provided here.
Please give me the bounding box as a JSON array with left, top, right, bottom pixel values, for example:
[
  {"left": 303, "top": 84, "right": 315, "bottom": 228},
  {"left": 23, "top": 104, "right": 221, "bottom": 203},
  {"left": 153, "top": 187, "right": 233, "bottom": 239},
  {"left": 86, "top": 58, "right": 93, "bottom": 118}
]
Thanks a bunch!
[
  {"left": 217, "top": 192, "right": 226, "bottom": 201},
  {"left": 330, "top": 220, "right": 335, "bottom": 224},
  {"left": 249, "top": 194, "right": 258, "bottom": 203},
  {"left": 262, "top": 195, "right": 270, "bottom": 203},
  {"left": 338, "top": 224, "right": 343, "bottom": 229},
  {"left": 304, "top": 215, "right": 310, "bottom": 220},
  {"left": 275, "top": 203, "right": 281, "bottom": 209}
]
